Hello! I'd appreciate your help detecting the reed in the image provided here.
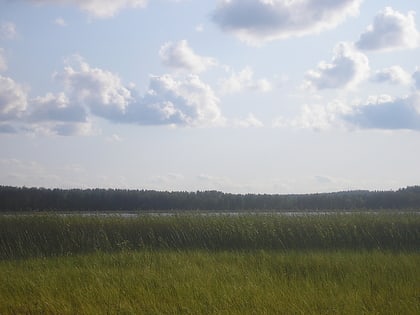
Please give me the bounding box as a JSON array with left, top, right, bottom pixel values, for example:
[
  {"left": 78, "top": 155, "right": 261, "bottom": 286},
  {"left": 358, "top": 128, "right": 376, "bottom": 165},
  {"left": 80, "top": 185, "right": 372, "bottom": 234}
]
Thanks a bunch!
[{"left": 0, "top": 213, "right": 418, "bottom": 259}]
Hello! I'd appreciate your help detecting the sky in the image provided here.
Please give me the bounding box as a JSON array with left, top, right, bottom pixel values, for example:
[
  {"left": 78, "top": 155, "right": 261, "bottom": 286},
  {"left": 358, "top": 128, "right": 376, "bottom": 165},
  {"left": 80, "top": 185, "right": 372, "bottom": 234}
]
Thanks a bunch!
[{"left": 0, "top": 0, "right": 420, "bottom": 194}]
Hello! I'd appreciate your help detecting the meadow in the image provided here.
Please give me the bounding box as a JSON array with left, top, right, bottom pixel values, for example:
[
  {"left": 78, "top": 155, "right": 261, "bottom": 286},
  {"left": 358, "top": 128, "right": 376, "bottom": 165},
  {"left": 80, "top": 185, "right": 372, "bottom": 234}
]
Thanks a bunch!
[{"left": 0, "top": 213, "right": 419, "bottom": 314}]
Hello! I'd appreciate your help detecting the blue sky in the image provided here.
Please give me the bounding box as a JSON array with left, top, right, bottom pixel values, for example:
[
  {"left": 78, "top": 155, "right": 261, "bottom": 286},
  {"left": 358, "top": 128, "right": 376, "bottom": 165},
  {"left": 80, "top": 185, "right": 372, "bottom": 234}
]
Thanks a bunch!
[{"left": 1, "top": 0, "right": 419, "bottom": 193}]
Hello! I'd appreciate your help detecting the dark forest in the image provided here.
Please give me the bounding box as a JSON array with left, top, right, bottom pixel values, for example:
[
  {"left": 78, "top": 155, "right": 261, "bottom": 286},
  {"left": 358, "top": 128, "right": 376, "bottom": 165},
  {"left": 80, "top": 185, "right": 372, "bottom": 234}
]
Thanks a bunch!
[{"left": 1, "top": 185, "right": 420, "bottom": 212}]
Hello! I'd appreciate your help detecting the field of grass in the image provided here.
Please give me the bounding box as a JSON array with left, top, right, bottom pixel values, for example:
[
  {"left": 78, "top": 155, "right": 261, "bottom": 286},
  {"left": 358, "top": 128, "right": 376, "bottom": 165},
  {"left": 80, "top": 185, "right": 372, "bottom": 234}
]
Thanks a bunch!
[
  {"left": 0, "top": 213, "right": 419, "bottom": 258},
  {"left": 1, "top": 250, "right": 419, "bottom": 314},
  {"left": 0, "top": 213, "right": 419, "bottom": 314}
]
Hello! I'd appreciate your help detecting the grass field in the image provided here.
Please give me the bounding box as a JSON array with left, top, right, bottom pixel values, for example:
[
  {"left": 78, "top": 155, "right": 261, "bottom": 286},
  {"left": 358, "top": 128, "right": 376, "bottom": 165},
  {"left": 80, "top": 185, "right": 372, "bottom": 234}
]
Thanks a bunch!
[
  {"left": 1, "top": 250, "right": 419, "bottom": 314},
  {"left": 0, "top": 213, "right": 419, "bottom": 314}
]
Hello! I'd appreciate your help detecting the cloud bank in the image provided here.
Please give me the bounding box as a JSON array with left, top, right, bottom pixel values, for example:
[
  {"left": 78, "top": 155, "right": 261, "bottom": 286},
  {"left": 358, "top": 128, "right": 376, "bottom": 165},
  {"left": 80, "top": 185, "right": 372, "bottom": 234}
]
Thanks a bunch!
[
  {"left": 212, "top": 0, "right": 362, "bottom": 44},
  {"left": 0, "top": 56, "right": 225, "bottom": 135}
]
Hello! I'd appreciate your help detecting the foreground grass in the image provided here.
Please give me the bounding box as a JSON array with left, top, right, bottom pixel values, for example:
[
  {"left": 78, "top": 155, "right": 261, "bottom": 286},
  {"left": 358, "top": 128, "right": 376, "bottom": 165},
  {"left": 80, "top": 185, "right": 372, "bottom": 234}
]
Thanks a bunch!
[
  {"left": 1, "top": 213, "right": 418, "bottom": 314},
  {"left": 0, "top": 250, "right": 419, "bottom": 314}
]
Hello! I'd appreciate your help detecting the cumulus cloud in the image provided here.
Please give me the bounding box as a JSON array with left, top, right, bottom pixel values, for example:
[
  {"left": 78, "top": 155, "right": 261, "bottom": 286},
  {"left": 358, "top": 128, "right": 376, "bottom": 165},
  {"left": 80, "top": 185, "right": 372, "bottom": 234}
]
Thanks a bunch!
[
  {"left": 1, "top": 56, "right": 225, "bottom": 135},
  {"left": 0, "top": 48, "right": 7, "bottom": 72},
  {"left": 212, "top": 0, "right": 362, "bottom": 44},
  {"left": 126, "top": 74, "right": 224, "bottom": 126},
  {"left": 0, "top": 21, "right": 17, "bottom": 39},
  {"left": 55, "top": 56, "right": 133, "bottom": 120},
  {"left": 159, "top": 40, "right": 216, "bottom": 73},
  {"left": 220, "top": 66, "right": 272, "bottom": 94},
  {"left": 0, "top": 75, "right": 27, "bottom": 121},
  {"left": 356, "top": 7, "right": 420, "bottom": 51},
  {"left": 54, "top": 56, "right": 224, "bottom": 127},
  {"left": 304, "top": 42, "right": 369, "bottom": 90},
  {"left": 371, "top": 66, "right": 412, "bottom": 85},
  {"left": 20, "top": 0, "right": 147, "bottom": 18}
]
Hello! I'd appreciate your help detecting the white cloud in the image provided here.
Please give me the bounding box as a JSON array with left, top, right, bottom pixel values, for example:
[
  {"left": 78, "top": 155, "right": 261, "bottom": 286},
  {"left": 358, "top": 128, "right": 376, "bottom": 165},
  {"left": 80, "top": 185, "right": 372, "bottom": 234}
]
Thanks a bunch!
[
  {"left": 0, "top": 75, "right": 27, "bottom": 121},
  {"left": 304, "top": 42, "right": 369, "bottom": 90},
  {"left": 0, "top": 55, "right": 225, "bottom": 134},
  {"left": 356, "top": 7, "right": 420, "bottom": 52},
  {"left": 0, "top": 74, "right": 93, "bottom": 136},
  {"left": 219, "top": 66, "right": 272, "bottom": 94},
  {"left": 55, "top": 55, "right": 133, "bottom": 120},
  {"left": 371, "top": 66, "right": 412, "bottom": 85},
  {"left": 0, "top": 48, "right": 7, "bottom": 72},
  {"left": 126, "top": 74, "right": 224, "bottom": 126},
  {"left": 212, "top": 0, "right": 362, "bottom": 44},
  {"left": 54, "top": 56, "right": 224, "bottom": 127},
  {"left": 159, "top": 40, "right": 216, "bottom": 73},
  {"left": 0, "top": 21, "right": 17, "bottom": 39},
  {"left": 22, "top": 0, "right": 147, "bottom": 18}
]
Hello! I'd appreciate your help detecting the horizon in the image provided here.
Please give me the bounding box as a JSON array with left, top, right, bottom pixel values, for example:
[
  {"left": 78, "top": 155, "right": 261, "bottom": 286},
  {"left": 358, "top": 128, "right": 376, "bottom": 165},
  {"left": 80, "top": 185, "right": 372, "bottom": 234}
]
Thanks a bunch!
[{"left": 2, "top": 184, "right": 419, "bottom": 196}]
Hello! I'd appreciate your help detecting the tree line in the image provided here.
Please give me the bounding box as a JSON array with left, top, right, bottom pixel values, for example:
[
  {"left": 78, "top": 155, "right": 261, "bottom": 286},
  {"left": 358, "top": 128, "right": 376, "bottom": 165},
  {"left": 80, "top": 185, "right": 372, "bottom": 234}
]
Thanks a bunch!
[{"left": 0, "top": 185, "right": 420, "bottom": 212}]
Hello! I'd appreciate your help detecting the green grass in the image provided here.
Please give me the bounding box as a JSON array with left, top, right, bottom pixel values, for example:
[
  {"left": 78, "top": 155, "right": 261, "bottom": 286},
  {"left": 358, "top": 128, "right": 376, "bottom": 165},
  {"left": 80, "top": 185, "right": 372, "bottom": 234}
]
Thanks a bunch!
[
  {"left": 0, "top": 213, "right": 419, "bottom": 314},
  {"left": 0, "top": 250, "right": 419, "bottom": 314},
  {"left": 0, "top": 213, "right": 419, "bottom": 258}
]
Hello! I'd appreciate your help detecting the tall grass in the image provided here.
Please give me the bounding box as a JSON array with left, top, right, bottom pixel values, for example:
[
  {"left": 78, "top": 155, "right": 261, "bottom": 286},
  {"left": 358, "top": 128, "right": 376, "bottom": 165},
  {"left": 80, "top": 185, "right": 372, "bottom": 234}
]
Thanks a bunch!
[
  {"left": 0, "top": 213, "right": 418, "bottom": 259},
  {"left": 1, "top": 213, "right": 419, "bottom": 314},
  {"left": 0, "top": 250, "right": 419, "bottom": 314}
]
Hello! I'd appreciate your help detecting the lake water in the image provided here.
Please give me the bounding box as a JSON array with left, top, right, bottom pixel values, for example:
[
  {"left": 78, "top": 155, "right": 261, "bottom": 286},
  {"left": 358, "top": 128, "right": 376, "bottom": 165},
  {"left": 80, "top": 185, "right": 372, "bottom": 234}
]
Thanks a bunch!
[{"left": 3, "top": 210, "right": 418, "bottom": 218}]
